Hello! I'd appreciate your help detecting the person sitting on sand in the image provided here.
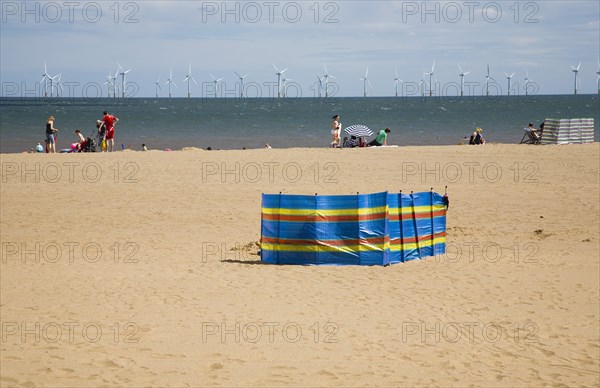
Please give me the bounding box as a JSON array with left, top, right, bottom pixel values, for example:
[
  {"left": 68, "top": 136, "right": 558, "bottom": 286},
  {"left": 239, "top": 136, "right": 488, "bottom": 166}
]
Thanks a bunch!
[
  {"left": 469, "top": 127, "right": 486, "bottom": 145},
  {"left": 525, "top": 122, "right": 541, "bottom": 141},
  {"left": 74, "top": 130, "right": 87, "bottom": 151},
  {"left": 368, "top": 128, "right": 390, "bottom": 147},
  {"left": 344, "top": 135, "right": 359, "bottom": 148}
]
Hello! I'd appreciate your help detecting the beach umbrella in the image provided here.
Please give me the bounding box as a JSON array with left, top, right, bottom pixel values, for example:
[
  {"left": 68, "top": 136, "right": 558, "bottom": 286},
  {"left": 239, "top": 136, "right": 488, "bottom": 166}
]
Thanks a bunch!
[{"left": 344, "top": 124, "right": 372, "bottom": 137}]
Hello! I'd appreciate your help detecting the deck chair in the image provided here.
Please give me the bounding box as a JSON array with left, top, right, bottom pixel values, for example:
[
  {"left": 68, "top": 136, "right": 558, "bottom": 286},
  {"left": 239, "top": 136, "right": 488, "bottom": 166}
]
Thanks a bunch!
[{"left": 520, "top": 127, "right": 541, "bottom": 144}]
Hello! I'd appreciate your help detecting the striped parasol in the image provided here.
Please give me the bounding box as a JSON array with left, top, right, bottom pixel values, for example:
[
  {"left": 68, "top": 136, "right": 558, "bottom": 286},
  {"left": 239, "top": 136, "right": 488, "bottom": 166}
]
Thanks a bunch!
[{"left": 344, "top": 124, "right": 372, "bottom": 137}]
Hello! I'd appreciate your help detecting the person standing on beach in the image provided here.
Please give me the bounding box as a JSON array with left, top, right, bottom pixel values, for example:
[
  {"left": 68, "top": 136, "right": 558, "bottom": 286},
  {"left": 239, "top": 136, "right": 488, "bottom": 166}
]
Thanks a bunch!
[
  {"left": 96, "top": 120, "right": 107, "bottom": 152},
  {"left": 100, "top": 111, "right": 119, "bottom": 152},
  {"left": 45, "top": 115, "right": 58, "bottom": 153},
  {"left": 331, "top": 115, "right": 341, "bottom": 147}
]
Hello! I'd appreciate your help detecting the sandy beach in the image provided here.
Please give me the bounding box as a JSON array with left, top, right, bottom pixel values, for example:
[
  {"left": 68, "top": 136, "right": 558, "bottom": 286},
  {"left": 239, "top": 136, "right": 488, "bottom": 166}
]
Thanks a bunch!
[{"left": 1, "top": 143, "right": 599, "bottom": 387}]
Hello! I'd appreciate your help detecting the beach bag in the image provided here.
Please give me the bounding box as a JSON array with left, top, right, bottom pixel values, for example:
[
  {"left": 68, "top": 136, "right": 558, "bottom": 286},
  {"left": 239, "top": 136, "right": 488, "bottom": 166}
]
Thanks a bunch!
[{"left": 101, "top": 139, "right": 107, "bottom": 150}]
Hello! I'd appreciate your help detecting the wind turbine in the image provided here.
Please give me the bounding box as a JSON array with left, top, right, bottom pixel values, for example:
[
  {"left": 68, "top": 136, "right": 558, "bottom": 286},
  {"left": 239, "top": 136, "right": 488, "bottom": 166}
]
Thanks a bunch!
[
  {"left": 419, "top": 72, "right": 428, "bottom": 97},
  {"left": 53, "top": 73, "right": 63, "bottom": 97},
  {"left": 281, "top": 76, "right": 292, "bottom": 98},
  {"left": 103, "top": 71, "right": 113, "bottom": 98},
  {"left": 360, "top": 67, "right": 371, "bottom": 97},
  {"left": 322, "top": 64, "right": 335, "bottom": 98},
  {"left": 273, "top": 64, "right": 287, "bottom": 98},
  {"left": 484, "top": 64, "right": 496, "bottom": 96},
  {"left": 234, "top": 71, "right": 248, "bottom": 98},
  {"left": 182, "top": 63, "right": 198, "bottom": 98},
  {"left": 111, "top": 69, "right": 119, "bottom": 98},
  {"left": 394, "top": 67, "right": 403, "bottom": 97},
  {"left": 117, "top": 63, "right": 132, "bottom": 98},
  {"left": 315, "top": 75, "right": 324, "bottom": 98},
  {"left": 425, "top": 58, "right": 436, "bottom": 96},
  {"left": 154, "top": 76, "right": 162, "bottom": 98},
  {"left": 571, "top": 61, "right": 581, "bottom": 95},
  {"left": 40, "top": 61, "right": 51, "bottom": 98},
  {"left": 505, "top": 72, "right": 515, "bottom": 96},
  {"left": 458, "top": 65, "right": 470, "bottom": 96},
  {"left": 596, "top": 58, "right": 600, "bottom": 94},
  {"left": 165, "top": 68, "right": 177, "bottom": 98},
  {"left": 210, "top": 74, "right": 223, "bottom": 98},
  {"left": 47, "top": 73, "right": 59, "bottom": 98},
  {"left": 524, "top": 69, "right": 534, "bottom": 96}
]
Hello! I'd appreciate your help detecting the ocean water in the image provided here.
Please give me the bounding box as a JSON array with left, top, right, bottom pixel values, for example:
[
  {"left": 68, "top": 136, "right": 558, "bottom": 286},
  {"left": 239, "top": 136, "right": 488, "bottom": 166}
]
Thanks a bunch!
[{"left": 0, "top": 95, "right": 598, "bottom": 153}]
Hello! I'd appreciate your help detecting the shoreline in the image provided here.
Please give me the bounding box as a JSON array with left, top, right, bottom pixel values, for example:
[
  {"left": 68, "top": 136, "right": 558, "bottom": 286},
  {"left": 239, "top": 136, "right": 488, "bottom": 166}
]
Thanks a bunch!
[{"left": 4, "top": 141, "right": 599, "bottom": 155}]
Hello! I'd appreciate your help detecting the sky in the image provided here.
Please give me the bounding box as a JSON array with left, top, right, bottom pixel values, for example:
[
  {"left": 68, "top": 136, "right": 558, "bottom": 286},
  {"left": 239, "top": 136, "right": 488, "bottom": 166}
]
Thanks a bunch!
[{"left": 1, "top": 0, "right": 599, "bottom": 98}]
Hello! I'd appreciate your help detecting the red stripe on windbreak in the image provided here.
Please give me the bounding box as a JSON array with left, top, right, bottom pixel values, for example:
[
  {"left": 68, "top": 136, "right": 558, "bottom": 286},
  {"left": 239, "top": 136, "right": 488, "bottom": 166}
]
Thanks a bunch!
[
  {"left": 261, "top": 212, "right": 387, "bottom": 222},
  {"left": 261, "top": 236, "right": 388, "bottom": 246},
  {"left": 388, "top": 210, "right": 446, "bottom": 221},
  {"left": 389, "top": 231, "right": 446, "bottom": 245}
]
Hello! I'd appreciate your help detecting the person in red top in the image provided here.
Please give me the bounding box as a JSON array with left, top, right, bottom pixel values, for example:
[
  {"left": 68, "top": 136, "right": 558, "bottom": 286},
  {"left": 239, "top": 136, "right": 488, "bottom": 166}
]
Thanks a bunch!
[{"left": 101, "top": 110, "right": 119, "bottom": 152}]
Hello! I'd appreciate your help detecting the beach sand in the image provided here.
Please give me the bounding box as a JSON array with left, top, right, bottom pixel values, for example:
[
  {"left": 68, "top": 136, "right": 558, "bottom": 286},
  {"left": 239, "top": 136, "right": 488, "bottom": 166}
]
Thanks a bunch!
[{"left": 1, "top": 143, "right": 599, "bottom": 387}]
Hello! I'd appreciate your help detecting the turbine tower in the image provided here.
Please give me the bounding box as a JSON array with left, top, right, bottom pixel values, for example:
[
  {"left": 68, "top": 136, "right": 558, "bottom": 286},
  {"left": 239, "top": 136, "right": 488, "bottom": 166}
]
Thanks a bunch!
[
  {"left": 424, "top": 58, "right": 436, "bottom": 96},
  {"left": 183, "top": 63, "right": 198, "bottom": 98},
  {"left": 360, "top": 67, "right": 371, "bottom": 97},
  {"left": 458, "top": 65, "right": 470, "bottom": 96},
  {"left": 117, "top": 63, "right": 132, "bottom": 98},
  {"left": 505, "top": 72, "right": 515, "bottom": 96},
  {"left": 273, "top": 64, "right": 287, "bottom": 98},
  {"left": 40, "top": 61, "right": 51, "bottom": 98},
  {"left": 281, "top": 76, "right": 292, "bottom": 98},
  {"left": 111, "top": 69, "right": 119, "bottom": 98},
  {"left": 315, "top": 75, "right": 324, "bottom": 98},
  {"left": 394, "top": 67, "right": 403, "bottom": 97},
  {"left": 234, "top": 71, "right": 248, "bottom": 98},
  {"left": 48, "top": 73, "right": 59, "bottom": 98},
  {"left": 53, "top": 73, "right": 63, "bottom": 97},
  {"left": 484, "top": 64, "right": 495, "bottom": 96},
  {"left": 210, "top": 74, "right": 223, "bottom": 98},
  {"left": 419, "top": 73, "right": 428, "bottom": 97},
  {"left": 596, "top": 59, "right": 600, "bottom": 94},
  {"left": 524, "top": 69, "right": 534, "bottom": 96},
  {"left": 165, "top": 68, "right": 177, "bottom": 98},
  {"left": 103, "top": 71, "right": 113, "bottom": 98},
  {"left": 322, "top": 64, "right": 335, "bottom": 98},
  {"left": 154, "top": 76, "right": 162, "bottom": 98},
  {"left": 571, "top": 61, "right": 581, "bottom": 95}
]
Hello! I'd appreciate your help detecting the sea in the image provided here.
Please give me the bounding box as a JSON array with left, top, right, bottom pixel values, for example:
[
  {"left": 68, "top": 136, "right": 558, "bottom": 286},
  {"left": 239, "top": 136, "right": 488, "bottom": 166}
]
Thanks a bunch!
[{"left": 0, "top": 95, "right": 598, "bottom": 153}]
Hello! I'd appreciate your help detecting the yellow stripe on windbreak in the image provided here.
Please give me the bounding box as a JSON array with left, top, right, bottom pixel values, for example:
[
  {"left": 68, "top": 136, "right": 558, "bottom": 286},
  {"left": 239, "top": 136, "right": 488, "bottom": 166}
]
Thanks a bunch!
[
  {"left": 261, "top": 241, "right": 391, "bottom": 253},
  {"left": 388, "top": 204, "right": 446, "bottom": 215},
  {"left": 388, "top": 236, "right": 446, "bottom": 251},
  {"left": 261, "top": 205, "right": 388, "bottom": 216}
]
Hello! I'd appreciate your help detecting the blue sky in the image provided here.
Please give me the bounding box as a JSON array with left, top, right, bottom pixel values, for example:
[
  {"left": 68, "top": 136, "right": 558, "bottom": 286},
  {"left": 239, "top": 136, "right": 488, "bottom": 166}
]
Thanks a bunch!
[{"left": 1, "top": 0, "right": 599, "bottom": 97}]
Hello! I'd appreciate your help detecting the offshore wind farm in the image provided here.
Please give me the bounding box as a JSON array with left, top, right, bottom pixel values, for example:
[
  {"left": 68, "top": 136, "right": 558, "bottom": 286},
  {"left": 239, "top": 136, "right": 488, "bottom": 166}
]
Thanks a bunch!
[{"left": 30, "top": 58, "right": 600, "bottom": 100}]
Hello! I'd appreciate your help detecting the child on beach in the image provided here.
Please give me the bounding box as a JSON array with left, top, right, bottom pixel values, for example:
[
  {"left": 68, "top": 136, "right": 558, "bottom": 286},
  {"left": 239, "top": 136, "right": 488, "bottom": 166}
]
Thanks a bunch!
[{"left": 331, "top": 115, "right": 341, "bottom": 148}]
